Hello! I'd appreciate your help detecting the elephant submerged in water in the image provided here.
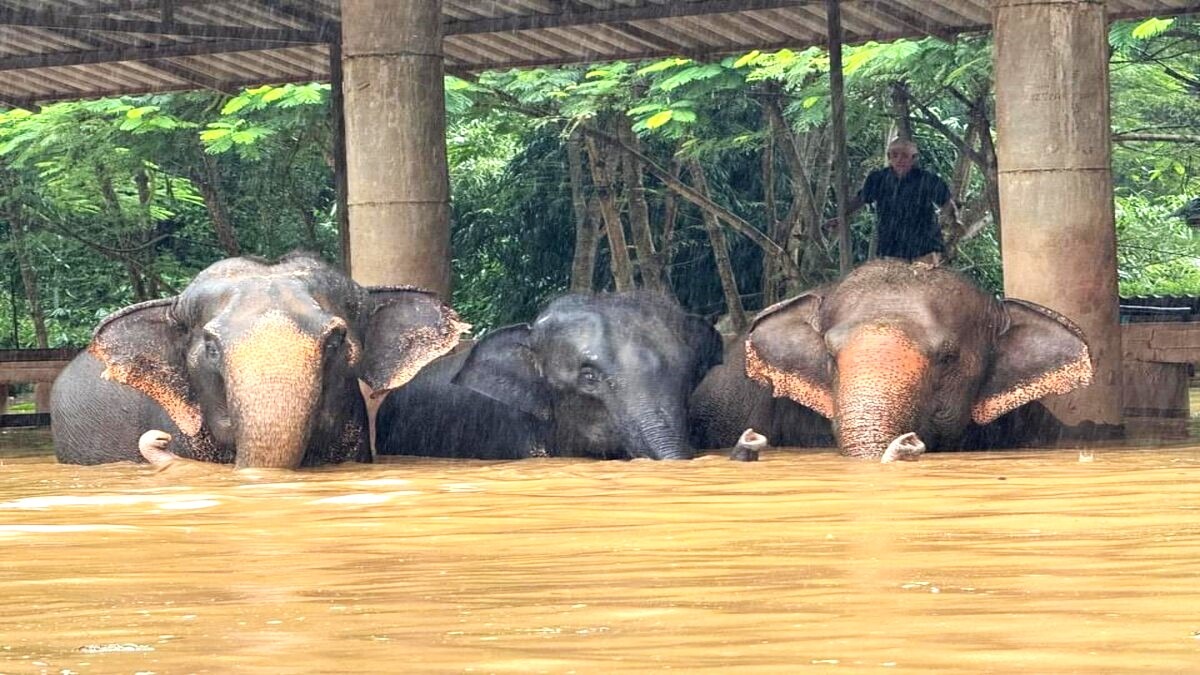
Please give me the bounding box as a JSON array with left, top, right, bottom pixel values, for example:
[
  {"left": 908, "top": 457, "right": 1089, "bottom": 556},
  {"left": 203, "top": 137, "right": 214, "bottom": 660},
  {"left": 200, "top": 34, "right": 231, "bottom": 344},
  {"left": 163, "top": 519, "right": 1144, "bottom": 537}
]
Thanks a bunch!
[
  {"left": 52, "top": 252, "right": 468, "bottom": 469},
  {"left": 690, "top": 259, "right": 1094, "bottom": 459},
  {"left": 376, "top": 292, "right": 723, "bottom": 461}
]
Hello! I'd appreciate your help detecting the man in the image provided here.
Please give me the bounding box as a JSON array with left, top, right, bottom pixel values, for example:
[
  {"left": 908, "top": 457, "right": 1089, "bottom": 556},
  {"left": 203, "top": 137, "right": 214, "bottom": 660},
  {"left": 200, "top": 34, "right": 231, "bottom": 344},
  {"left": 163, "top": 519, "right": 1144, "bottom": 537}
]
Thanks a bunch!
[{"left": 830, "top": 138, "right": 961, "bottom": 264}]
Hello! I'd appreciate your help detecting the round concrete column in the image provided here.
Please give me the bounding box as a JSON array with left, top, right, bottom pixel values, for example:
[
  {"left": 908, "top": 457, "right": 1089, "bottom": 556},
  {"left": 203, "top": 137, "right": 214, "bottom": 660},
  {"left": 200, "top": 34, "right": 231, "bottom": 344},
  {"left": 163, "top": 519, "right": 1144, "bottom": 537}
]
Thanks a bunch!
[
  {"left": 994, "top": 0, "right": 1122, "bottom": 435},
  {"left": 341, "top": 0, "right": 451, "bottom": 297}
]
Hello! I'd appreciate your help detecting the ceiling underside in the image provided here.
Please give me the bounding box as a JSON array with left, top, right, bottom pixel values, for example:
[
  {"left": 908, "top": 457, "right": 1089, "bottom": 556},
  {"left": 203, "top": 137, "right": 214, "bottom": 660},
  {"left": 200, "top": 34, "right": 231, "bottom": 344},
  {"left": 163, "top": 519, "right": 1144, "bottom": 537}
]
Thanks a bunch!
[{"left": 0, "top": 0, "right": 1195, "bottom": 106}]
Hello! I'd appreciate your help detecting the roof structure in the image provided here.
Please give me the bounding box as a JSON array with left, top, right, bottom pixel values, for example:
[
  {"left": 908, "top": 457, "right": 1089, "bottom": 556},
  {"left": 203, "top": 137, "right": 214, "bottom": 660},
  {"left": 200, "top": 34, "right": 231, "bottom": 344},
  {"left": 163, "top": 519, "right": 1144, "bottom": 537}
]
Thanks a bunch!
[{"left": 0, "top": 0, "right": 1195, "bottom": 107}]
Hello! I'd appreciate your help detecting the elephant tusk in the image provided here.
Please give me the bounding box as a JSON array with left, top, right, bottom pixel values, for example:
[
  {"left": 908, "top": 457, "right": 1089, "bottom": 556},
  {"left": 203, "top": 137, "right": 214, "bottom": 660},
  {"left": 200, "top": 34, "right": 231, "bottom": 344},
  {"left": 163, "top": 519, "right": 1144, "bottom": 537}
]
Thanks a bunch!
[
  {"left": 881, "top": 432, "right": 926, "bottom": 463},
  {"left": 730, "top": 428, "right": 767, "bottom": 462},
  {"left": 138, "top": 429, "right": 177, "bottom": 469}
]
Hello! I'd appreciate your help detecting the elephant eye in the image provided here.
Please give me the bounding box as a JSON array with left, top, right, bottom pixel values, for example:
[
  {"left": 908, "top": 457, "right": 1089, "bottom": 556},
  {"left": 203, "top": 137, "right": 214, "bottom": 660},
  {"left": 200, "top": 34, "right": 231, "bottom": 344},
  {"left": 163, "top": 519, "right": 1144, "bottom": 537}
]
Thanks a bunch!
[
  {"left": 325, "top": 329, "right": 345, "bottom": 353},
  {"left": 936, "top": 347, "right": 959, "bottom": 366},
  {"left": 578, "top": 365, "right": 603, "bottom": 388},
  {"left": 202, "top": 334, "right": 221, "bottom": 361}
]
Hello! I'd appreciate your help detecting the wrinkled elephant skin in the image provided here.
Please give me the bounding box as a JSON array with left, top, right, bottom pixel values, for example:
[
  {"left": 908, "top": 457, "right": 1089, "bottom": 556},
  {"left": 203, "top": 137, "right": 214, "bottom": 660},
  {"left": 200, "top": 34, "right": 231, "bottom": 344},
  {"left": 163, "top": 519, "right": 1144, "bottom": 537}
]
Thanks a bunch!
[
  {"left": 691, "top": 259, "right": 1093, "bottom": 459},
  {"left": 52, "top": 252, "right": 467, "bottom": 469},
  {"left": 377, "top": 292, "right": 723, "bottom": 461}
]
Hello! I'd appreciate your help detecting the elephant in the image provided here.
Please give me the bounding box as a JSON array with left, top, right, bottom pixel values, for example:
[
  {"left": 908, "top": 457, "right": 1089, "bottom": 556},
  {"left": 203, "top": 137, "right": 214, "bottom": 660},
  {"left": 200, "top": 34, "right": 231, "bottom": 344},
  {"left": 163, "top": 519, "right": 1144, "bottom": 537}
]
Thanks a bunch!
[
  {"left": 689, "top": 259, "right": 1094, "bottom": 459},
  {"left": 375, "top": 292, "right": 723, "bottom": 461},
  {"left": 51, "top": 252, "right": 468, "bottom": 469}
]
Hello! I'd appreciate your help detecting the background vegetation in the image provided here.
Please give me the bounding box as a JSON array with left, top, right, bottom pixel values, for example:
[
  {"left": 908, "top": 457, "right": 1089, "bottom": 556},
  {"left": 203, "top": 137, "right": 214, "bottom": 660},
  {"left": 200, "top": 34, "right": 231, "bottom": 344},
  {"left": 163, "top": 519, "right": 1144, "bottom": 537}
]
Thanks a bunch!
[{"left": 0, "top": 17, "right": 1196, "bottom": 347}]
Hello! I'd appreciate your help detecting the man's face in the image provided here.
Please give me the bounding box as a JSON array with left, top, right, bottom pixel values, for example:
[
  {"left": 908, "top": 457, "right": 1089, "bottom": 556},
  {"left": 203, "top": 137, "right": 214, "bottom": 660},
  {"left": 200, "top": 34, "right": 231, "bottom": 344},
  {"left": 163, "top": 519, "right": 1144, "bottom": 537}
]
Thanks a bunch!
[{"left": 888, "top": 145, "right": 917, "bottom": 176}]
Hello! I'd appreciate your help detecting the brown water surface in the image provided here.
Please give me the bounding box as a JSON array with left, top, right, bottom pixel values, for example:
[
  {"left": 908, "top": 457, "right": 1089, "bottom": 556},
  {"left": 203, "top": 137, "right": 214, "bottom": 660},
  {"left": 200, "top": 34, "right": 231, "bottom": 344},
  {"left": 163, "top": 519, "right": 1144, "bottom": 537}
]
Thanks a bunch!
[{"left": 2, "top": 429, "right": 1199, "bottom": 673}]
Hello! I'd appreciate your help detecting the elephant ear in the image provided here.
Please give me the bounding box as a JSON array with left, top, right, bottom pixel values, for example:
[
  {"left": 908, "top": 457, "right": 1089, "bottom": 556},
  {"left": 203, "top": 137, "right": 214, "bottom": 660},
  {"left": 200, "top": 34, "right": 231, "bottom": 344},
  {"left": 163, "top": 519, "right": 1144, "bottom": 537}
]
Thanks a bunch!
[
  {"left": 88, "top": 297, "right": 204, "bottom": 437},
  {"left": 361, "top": 287, "right": 471, "bottom": 398},
  {"left": 452, "top": 324, "right": 552, "bottom": 421},
  {"left": 743, "top": 291, "right": 835, "bottom": 419},
  {"left": 972, "top": 299, "right": 1094, "bottom": 425},
  {"left": 684, "top": 315, "right": 724, "bottom": 389}
]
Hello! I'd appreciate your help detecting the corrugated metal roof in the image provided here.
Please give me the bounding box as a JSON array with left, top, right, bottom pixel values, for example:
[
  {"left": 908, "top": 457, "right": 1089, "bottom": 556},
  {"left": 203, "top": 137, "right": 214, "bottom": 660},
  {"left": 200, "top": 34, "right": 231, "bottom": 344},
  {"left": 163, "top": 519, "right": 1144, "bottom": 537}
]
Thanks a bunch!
[{"left": 0, "top": 1, "right": 1195, "bottom": 106}]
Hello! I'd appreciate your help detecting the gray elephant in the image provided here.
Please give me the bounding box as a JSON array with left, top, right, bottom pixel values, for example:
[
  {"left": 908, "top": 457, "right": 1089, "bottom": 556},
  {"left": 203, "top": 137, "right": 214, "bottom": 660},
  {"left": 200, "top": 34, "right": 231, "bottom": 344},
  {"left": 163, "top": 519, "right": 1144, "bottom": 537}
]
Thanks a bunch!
[
  {"left": 690, "top": 259, "right": 1094, "bottom": 459},
  {"left": 376, "top": 292, "right": 723, "bottom": 460},
  {"left": 51, "top": 252, "right": 467, "bottom": 469}
]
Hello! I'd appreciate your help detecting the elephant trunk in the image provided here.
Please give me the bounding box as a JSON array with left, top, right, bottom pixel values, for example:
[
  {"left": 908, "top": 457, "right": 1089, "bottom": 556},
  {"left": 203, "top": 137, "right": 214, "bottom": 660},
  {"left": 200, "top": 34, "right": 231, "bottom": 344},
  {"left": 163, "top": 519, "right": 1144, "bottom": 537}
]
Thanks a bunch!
[
  {"left": 834, "top": 325, "right": 929, "bottom": 460},
  {"left": 623, "top": 395, "right": 695, "bottom": 461},
  {"left": 225, "top": 314, "right": 325, "bottom": 469}
]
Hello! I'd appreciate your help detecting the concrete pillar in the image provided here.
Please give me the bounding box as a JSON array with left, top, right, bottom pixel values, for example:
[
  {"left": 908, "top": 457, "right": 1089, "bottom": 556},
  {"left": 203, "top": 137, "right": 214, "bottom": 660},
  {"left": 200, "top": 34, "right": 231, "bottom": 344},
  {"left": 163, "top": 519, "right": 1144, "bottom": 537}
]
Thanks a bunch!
[
  {"left": 994, "top": 0, "right": 1123, "bottom": 437},
  {"left": 341, "top": 0, "right": 451, "bottom": 297}
]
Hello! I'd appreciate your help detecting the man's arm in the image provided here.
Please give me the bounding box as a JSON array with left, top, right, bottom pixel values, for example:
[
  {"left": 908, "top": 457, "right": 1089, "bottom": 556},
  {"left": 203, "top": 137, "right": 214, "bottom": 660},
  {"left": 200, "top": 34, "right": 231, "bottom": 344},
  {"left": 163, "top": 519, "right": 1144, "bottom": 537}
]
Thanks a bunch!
[{"left": 824, "top": 174, "right": 872, "bottom": 229}]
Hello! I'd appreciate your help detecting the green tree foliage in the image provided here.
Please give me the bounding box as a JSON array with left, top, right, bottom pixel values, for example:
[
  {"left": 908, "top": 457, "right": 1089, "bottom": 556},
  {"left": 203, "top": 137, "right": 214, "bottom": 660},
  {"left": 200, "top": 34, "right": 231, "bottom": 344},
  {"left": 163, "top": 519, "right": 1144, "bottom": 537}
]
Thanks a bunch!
[{"left": 0, "top": 18, "right": 1197, "bottom": 347}]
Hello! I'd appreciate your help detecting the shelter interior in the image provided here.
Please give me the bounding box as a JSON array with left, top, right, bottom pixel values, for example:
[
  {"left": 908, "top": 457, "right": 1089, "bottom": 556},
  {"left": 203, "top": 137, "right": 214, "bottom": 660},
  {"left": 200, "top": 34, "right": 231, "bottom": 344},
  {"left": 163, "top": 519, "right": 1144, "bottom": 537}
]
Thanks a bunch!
[{"left": 0, "top": 0, "right": 1198, "bottom": 438}]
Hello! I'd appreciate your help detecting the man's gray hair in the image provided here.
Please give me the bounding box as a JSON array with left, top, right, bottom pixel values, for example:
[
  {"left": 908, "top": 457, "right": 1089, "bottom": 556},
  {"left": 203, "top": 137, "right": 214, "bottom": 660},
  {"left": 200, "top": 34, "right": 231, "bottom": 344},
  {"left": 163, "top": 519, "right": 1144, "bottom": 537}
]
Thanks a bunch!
[{"left": 887, "top": 138, "right": 918, "bottom": 154}]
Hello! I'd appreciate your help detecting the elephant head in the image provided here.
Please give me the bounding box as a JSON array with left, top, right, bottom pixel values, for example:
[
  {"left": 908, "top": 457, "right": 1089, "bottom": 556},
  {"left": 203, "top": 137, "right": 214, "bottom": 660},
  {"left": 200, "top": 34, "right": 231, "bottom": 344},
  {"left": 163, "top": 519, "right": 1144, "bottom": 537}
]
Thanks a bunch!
[
  {"left": 88, "top": 253, "right": 467, "bottom": 468},
  {"left": 744, "top": 260, "right": 1093, "bottom": 459},
  {"left": 453, "top": 293, "right": 722, "bottom": 460}
]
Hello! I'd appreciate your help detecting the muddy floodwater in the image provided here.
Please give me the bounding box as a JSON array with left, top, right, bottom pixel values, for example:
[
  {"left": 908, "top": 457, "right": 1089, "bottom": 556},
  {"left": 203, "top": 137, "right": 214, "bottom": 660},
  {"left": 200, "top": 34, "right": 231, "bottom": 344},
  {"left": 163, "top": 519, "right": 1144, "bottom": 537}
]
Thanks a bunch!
[{"left": 2, "top": 428, "right": 1199, "bottom": 673}]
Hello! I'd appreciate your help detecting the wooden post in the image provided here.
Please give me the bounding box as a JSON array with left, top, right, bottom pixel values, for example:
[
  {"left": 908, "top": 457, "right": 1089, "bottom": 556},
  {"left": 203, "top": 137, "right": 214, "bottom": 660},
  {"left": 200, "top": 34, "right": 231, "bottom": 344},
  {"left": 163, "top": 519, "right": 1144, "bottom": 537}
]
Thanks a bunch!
[
  {"left": 826, "top": 0, "right": 851, "bottom": 275},
  {"left": 994, "top": 0, "right": 1123, "bottom": 438},
  {"left": 329, "top": 37, "right": 350, "bottom": 274},
  {"left": 341, "top": 0, "right": 451, "bottom": 296}
]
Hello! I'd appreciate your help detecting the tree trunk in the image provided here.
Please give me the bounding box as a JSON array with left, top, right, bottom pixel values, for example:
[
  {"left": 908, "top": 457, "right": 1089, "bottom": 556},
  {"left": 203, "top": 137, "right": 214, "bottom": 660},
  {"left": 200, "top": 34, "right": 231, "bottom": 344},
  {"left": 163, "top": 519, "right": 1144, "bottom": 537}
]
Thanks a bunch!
[
  {"left": 8, "top": 219, "right": 47, "bottom": 350},
  {"left": 657, "top": 157, "right": 682, "bottom": 286},
  {"left": 762, "top": 102, "right": 784, "bottom": 306},
  {"left": 582, "top": 124, "right": 794, "bottom": 272},
  {"left": 567, "top": 132, "right": 598, "bottom": 292},
  {"left": 134, "top": 168, "right": 161, "bottom": 297},
  {"left": 827, "top": 0, "right": 852, "bottom": 275},
  {"left": 585, "top": 134, "right": 634, "bottom": 292},
  {"left": 973, "top": 105, "right": 1002, "bottom": 247},
  {"left": 889, "top": 81, "right": 915, "bottom": 143},
  {"left": 688, "top": 159, "right": 747, "bottom": 333},
  {"left": 194, "top": 152, "right": 241, "bottom": 256},
  {"left": 617, "top": 122, "right": 664, "bottom": 291},
  {"left": 761, "top": 96, "right": 832, "bottom": 291}
]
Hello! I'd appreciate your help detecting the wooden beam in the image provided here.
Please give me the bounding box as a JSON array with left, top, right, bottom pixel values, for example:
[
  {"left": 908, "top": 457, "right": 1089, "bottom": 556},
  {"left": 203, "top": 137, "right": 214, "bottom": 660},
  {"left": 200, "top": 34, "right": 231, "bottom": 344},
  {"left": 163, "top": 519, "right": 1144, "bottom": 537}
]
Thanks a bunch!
[
  {"left": 0, "top": 360, "right": 73, "bottom": 385},
  {"left": 257, "top": 0, "right": 338, "bottom": 30},
  {"left": 868, "top": 3, "right": 955, "bottom": 42},
  {"left": 1122, "top": 323, "right": 1200, "bottom": 365},
  {"left": 444, "top": 26, "right": 992, "bottom": 71},
  {"left": 144, "top": 57, "right": 240, "bottom": 94},
  {"left": 0, "top": 39, "right": 290, "bottom": 71},
  {"left": 0, "top": 8, "right": 331, "bottom": 43},
  {"left": 444, "top": 0, "right": 814, "bottom": 35},
  {"left": 0, "top": 94, "right": 37, "bottom": 111},
  {"left": 84, "top": 0, "right": 211, "bottom": 16},
  {"left": 0, "top": 11, "right": 244, "bottom": 97}
]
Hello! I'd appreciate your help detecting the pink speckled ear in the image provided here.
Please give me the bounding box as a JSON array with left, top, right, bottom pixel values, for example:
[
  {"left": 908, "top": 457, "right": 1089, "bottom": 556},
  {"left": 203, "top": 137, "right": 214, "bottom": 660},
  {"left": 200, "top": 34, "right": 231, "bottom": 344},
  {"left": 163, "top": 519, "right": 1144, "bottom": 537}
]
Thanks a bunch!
[
  {"left": 972, "top": 299, "right": 1094, "bottom": 425},
  {"left": 744, "top": 292, "right": 835, "bottom": 419},
  {"left": 360, "top": 287, "right": 470, "bottom": 398},
  {"left": 89, "top": 298, "right": 203, "bottom": 437}
]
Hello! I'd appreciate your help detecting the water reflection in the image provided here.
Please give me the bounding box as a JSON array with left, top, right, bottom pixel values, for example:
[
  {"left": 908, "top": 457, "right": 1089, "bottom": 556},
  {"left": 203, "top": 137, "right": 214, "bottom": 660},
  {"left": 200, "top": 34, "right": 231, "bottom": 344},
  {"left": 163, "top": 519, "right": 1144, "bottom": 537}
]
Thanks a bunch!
[{"left": 2, "top": 430, "right": 1199, "bottom": 671}]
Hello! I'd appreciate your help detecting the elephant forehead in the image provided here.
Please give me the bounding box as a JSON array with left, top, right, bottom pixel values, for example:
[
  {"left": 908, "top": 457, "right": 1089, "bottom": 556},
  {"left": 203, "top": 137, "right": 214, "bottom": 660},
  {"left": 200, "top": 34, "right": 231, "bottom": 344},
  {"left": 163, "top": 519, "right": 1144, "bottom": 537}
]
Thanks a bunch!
[{"left": 202, "top": 281, "right": 335, "bottom": 336}]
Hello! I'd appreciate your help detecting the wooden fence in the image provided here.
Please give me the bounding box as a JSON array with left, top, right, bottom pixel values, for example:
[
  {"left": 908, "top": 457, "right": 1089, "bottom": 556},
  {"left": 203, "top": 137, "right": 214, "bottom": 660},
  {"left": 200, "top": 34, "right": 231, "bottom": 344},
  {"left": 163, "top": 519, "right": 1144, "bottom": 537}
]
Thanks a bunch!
[{"left": 0, "top": 348, "right": 80, "bottom": 428}]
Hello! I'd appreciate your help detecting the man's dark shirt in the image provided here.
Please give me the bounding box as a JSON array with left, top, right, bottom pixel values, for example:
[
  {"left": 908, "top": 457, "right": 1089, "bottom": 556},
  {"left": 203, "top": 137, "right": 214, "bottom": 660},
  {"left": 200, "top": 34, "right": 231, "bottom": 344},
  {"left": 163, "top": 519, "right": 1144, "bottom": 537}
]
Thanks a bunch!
[{"left": 858, "top": 166, "right": 952, "bottom": 260}]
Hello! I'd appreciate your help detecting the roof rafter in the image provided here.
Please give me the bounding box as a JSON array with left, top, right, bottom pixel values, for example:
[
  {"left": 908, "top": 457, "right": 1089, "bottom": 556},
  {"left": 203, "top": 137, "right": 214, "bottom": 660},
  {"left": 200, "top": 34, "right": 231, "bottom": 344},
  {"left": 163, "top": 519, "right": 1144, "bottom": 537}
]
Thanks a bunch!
[
  {"left": 443, "top": 0, "right": 816, "bottom": 36},
  {"left": 0, "top": 39, "right": 273, "bottom": 71},
  {"left": 143, "top": 57, "right": 240, "bottom": 94},
  {"left": 867, "top": 3, "right": 957, "bottom": 43},
  {"left": 0, "top": 6, "right": 332, "bottom": 43}
]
